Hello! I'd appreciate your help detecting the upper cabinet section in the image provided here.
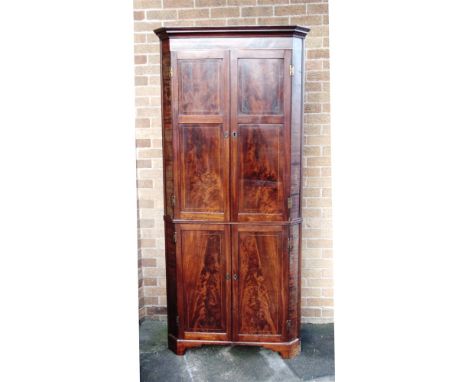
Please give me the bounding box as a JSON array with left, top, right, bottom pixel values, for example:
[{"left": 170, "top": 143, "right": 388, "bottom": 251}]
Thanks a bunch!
[{"left": 156, "top": 26, "right": 309, "bottom": 223}]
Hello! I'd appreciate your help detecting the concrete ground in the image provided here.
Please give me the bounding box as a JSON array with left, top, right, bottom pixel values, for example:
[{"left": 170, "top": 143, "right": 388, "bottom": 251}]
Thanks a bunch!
[{"left": 140, "top": 321, "right": 335, "bottom": 382}]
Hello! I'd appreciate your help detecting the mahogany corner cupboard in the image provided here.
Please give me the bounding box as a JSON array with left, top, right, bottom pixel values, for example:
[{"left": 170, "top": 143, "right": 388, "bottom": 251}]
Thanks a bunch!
[{"left": 154, "top": 25, "right": 309, "bottom": 359}]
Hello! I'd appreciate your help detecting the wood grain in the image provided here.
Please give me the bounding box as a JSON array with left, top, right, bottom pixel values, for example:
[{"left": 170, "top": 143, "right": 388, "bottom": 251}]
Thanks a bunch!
[
  {"left": 179, "top": 123, "right": 224, "bottom": 212},
  {"left": 238, "top": 124, "right": 284, "bottom": 215},
  {"left": 172, "top": 50, "right": 230, "bottom": 221},
  {"left": 232, "top": 225, "right": 287, "bottom": 343},
  {"left": 231, "top": 49, "right": 291, "bottom": 222},
  {"left": 178, "top": 58, "right": 222, "bottom": 115},
  {"left": 177, "top": 224, "right": 231, "bottom": 342}
]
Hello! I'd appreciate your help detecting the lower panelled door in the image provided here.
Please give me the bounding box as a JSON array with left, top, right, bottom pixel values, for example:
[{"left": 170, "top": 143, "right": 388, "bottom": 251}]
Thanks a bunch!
[
  {"left": 176, "top": 224, "right": 231, "bottom": 341},
  {"left": 231, "top": 225, "right": 288, "bottom": 343}
]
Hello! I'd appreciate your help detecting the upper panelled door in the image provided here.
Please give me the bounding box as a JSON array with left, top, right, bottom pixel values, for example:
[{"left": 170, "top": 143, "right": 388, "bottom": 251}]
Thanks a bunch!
[
  {"left": 231, "top": 49, "right": 292, "bottom": 222},
  {"left": 172, "top": 50, "right": 230, "bottom": 221}
]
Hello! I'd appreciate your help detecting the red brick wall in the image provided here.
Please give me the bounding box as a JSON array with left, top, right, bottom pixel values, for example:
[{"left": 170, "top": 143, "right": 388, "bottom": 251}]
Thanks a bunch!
[{"left": 134, "top": 0, "right": 333, "bottom": 323}]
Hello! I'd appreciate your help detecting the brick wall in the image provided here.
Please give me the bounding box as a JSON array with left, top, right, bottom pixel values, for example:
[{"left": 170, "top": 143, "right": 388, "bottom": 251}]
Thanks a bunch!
[{"left": 134, "top": 0, "right": 332, "bottom": 323}]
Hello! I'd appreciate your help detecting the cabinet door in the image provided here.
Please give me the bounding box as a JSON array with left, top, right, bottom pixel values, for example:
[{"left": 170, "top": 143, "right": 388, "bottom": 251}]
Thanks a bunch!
[
  {"left": 230, "top": 50, "right": 291, "bottom": 222},
  {"left": 232, "top": 225, "right": 288, "bottom": 342},
  {"left": 172, "top": 51, "right": 230, "bottom": 221},
  {"left": 176, "top": 224, "right": 231, "bottom": 341}
]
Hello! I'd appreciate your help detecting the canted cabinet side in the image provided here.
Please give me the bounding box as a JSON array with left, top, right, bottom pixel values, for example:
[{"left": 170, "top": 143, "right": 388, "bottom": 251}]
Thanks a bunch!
[
  {"left": 155, "top": 26, "right": 309, "bottom": 359},
  {"left": 160, "top": 38, "right": 178, "bottom": 340},
  {"left": 289, "top": 37, "right": 305, "bottom": 221},
  {"left": 161, "top": 39, "right": 175, "bottom": 219}
]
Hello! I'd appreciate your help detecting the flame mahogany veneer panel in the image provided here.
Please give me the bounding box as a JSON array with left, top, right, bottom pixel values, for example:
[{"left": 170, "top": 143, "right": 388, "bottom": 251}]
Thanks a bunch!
[
  {"left": 177, "top": 224, "right": 231, "bottom": 342},
  {"left": 179, "top": 123, "right": 224, "bottom": 213},
  {"left": 237, "top": 124, "right": 285, "bottom": 216},
  {"left": 178, "top": 58, "right": 223, "bottom": 115},
  {"left": 238, "top": 58, "right": 284, "bottom": 115},
  {"left": 232, "top": 225, "right": 288, "bottom": 343}
]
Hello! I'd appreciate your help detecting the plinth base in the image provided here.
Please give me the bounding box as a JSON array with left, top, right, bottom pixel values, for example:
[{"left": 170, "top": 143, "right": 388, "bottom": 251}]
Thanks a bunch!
[{"left": 168, "top": 334, "right": 301, "bottom": 359}]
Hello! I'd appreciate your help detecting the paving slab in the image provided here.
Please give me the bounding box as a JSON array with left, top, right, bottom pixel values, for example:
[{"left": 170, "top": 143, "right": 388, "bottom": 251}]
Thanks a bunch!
[{"left": 139, "top": 321, "right": 334, "bottom": 382}]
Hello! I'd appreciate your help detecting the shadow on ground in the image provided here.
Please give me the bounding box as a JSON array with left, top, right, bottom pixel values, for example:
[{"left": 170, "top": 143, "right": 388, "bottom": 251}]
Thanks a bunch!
[{"left": 140, "top": 321, "right": 334, "bottom": 382}]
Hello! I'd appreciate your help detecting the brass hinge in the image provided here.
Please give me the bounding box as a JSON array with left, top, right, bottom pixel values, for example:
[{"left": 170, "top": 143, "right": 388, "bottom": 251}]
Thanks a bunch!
[
  {"left": 288, "top": 237, "right": 293, "bottom": 253},
  {"left": 173, "top": 231, "right": 177, "bottom": 244},
  {"left": 176, "top": 315, "right": 179, "bottom": 326},
  {"left": 169, "top": 67, "right": 173, "bottom": 78},
  {"left": 289, "top": 65, "right": 294, "bottom": 76},
  {"left": 287, "top": 196, "right": 293, "bottom": 209},
  {"left": 171, "top": 194, "right": 176, "bottom": 207},
  {"left": 286, "top": 319, "right": 292, "bottom": 331}
]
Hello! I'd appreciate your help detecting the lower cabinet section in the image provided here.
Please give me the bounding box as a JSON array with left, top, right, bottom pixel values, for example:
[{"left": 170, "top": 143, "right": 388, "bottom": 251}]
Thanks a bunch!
[{"left": 165, "top": 220, "right": 301, "bottom": 359}]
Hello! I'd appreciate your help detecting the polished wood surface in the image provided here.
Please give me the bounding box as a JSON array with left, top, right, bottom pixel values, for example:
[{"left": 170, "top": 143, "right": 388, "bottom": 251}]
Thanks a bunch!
[
  {"left": 155, "top": 25, "right": 309, "bottom": 40},
  {"left": 232, "top": 225, "right": 287, "bottom": 343},
  {"left": 237, "top": 123, "right": 284, "bottom": 216},
  {"left": 176, "top": 224, "right": 231, "bottom": 342},
  {"left": 172, "top": 50, "right": 230, "bottom": 221},
  {"left": 157, "top": 26, "right": 308, "bottom": 359},
  {"left": 230, "top": 49, "right": 291, "bottom": 222}
]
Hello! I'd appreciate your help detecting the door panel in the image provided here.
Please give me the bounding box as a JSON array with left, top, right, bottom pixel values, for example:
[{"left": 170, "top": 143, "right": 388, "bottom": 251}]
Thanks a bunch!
[
  {"left": 177, "top": 224, "right": 231, "bottom": 341},
  {"left": 232, "top": 225, "right": 288, "bottom": 342},
  {"left": 172, "top": 51, "right": 230, "bottom": 221},
  {"left": 238, "top": 58, "right": 284, "bottom": 115},
  {"left": 231, "top": 50, "right": 291, "bottom": 222},
  {"left": 179, "top": 123, "right": 224, "bottom": 213},
  {"left": 238, "top": 124, "right": 285, "bottom": 215},
  {"left": 178, "top": 59, "right": 223, "bottom": 115}
]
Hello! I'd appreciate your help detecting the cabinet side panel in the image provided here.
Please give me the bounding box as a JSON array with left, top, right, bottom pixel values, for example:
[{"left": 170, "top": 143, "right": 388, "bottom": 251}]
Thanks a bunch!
[
  {"left": 164, "top": 220, "right": 178, "bottom": 336},
  {"left": 161, "top": 40, "right": 174, "bottom": 217},
  {"left": 288, "top": 222, "right": 301, "bottom": 340},
  {"left": 290, "top": 38, "right": 304, "bottom": 220}
]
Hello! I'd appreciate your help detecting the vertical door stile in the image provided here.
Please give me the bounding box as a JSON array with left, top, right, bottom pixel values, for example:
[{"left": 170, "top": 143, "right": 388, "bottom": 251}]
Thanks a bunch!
[
  {"left": 223, "top": 50, "right": 231, "bottom": 222},
  {"left": 225, "top": 223, "right": 232, "bottom": 339},
  {"left": 230, "top": 50, "right": 239, "bottom": 224},
  {"left": 230, "top": 224, "right": 238, "bottom": 341},
  {"left": 229, "top": 51, "right": 239, "bottom": 341}
]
